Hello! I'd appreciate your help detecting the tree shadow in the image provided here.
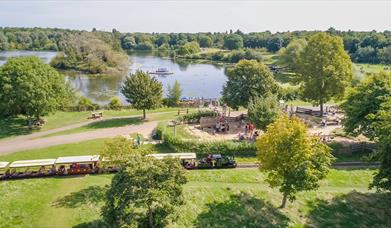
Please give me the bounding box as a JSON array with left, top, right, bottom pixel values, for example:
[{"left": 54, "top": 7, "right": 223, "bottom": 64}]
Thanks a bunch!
[
  {"left": 0, "top": 116, "right": 32, "bottom": 139},
  {"left": 306, "top": 190, "right": 391, "bottom": 228},
  {"left": 85, "top": 117, "right": 143, "bottom": 129},
  {"left": 52, "top": 185, "right": 107, "bottom": 208},
  {"left": 72, "top": 220, "right": 111, "bottom": 228},
  {"left": 195, "top": 192, "right": 290, "bottom": 228}
]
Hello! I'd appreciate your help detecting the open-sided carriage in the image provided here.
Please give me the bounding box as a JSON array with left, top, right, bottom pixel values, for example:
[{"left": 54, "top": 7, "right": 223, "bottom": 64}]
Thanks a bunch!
[
  {"left": 55, "top": 155, "right": 100, "bottom": 175},
  {"left": 7, "top": 159, "right": 56, "bottom": 178},
  {"left": 0, "top": 162, "right": 10, "bottom": 179}
]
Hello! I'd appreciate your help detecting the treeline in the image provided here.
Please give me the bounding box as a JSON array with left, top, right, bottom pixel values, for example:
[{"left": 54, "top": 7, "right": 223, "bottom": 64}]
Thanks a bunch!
[
  {"left": 0, "top": 27, "right": 390, "bottom": 65},
  {"left": 119, "top": 28, "right": 391, "bottom": 64}
]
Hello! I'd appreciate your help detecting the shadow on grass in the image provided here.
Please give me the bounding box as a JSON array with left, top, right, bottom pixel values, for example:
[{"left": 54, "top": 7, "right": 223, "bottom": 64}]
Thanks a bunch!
[
  {"left": 85, "top": 117, "right": 143, "bottom": 129},
  {"left": 195, "top": 192, "right": 289, "bottom": 228},
  {"left": 306, "top": 190, "right": 391, "bottom": 228},
  {"left": 72, "top": 220, "right": 111, "bottom": 228},
  {"left": 0, "top": 116, "right": 32, "bottom": 139},
  {"left": 53, "top": 185, "right": 107, "bottom": 208}
]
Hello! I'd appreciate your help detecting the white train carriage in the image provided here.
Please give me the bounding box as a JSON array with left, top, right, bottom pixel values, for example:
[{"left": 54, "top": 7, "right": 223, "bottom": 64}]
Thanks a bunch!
[
  {"left": 8, "top": 159, "right": 56, "bottom": 177},
  {"left": 55, "top": 155, "right": 100, "bottom": 175},
  {"left": 0, "top": 162, "right": 10, "bottom": 178}
]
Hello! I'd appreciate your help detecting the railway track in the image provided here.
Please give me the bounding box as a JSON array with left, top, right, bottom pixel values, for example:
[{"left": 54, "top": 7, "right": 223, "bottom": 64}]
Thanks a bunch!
[{"left": 237, "top": 162, "right": 380, "bottom": 169}]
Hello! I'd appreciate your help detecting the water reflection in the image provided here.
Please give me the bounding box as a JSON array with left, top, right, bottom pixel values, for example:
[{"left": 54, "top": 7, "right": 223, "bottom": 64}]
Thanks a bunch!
[{"left": 0, "top": 51, "right": 228, "bottom": 105}]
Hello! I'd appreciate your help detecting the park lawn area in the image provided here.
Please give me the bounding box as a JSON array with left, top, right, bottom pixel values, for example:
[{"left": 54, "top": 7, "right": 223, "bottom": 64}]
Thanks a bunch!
[
  {"left": 0, "top": 107, "right": 188, "bottom": 140},
  {"left": 1, "top": 168, "right": 389, "bottom": 227},
  {"left": 0, "top": 140, "right": 389, "bottom": 227},
  {"left": 38, "top": 110, "right": 197, "bottom": 138}
]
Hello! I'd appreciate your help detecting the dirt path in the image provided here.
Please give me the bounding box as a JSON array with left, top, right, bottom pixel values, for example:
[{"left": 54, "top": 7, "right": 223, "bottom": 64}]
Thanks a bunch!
[{"left": 0, "top": 121, "right": 158, "bottom": 155}]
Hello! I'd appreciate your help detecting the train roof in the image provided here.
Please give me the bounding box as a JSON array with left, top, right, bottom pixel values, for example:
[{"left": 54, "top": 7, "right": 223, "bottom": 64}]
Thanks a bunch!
[
  {"left": 55, "top": 155, "right": 100, "bottom": 164},
  {"left": 147, "top": 153, "right": 196, "bottom": 160},
  {"left": 0, "top": 162, "right": 9, "bottom": 169},
  {"left": 9, "top": 159, "right": 56, "bottom": 168}
]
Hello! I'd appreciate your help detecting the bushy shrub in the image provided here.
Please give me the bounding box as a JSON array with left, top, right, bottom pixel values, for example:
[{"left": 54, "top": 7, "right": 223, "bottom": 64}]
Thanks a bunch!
[
  {"left": 108, "top": 97, "right": 123, "bottom": 110},
  {"left": 77, "top": 96, "right": 99, "bottom": 111}
]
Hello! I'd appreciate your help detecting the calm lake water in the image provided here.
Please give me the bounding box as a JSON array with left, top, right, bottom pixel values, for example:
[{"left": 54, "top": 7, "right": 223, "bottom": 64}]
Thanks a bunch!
[{"left": 0, "top": 51, "right": 228, "bottom": 104}]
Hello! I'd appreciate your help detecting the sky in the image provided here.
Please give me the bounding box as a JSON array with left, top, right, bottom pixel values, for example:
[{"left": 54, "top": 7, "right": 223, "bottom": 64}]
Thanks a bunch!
[{"left": 0, "top": 0, "right": 390, "bottom": 33}]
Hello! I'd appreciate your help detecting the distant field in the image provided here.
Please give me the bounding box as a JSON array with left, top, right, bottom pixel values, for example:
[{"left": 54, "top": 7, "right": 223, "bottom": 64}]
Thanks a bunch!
[
  {"left": 355, "top": 63, "right": 391, "bottom": 73},
  {"left": 1, "top": 168, "right": 388, "bottom": 227}
]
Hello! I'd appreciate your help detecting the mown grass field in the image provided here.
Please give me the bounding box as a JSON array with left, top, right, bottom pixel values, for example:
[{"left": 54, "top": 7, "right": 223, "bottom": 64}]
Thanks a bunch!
[
  {"left": 1, "top": 167, "right": 389, "bottom": 228},
  {"left": 0, "top": 138, "right": 389, "bottom": 227},
  {"left": 0, "top": 107, "right": 192, "bottom": 140}
]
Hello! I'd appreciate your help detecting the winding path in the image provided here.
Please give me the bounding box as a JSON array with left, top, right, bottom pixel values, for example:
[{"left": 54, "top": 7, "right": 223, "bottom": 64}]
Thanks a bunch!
[{"left": 0, "top": 120, "right": 158, "bottom": 155}]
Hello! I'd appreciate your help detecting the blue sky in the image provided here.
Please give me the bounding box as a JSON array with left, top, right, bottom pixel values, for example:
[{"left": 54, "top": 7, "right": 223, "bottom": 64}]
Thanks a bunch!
[{"left": 0, "top": 0, "right": 390, "bottom": 33}]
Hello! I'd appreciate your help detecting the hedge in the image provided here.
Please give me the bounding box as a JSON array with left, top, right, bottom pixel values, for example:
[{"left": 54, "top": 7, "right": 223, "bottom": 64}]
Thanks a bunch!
[
  {"left": 156, "top": 122, "right": 256, "bottom": 157},
  {"left": 177, "top": 110, "right": 217, "bottom": 123}
]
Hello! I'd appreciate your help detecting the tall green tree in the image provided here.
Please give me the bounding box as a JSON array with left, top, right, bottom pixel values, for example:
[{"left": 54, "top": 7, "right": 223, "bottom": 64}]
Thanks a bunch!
[
  {"left": 277, "top": 38, "right": 307, "bottom": 71},
  {"left": 368, "top": 99, "right": 391, "bottom": 189},
  {"left": 223, "top": 34, "right": 243, "bottom": 50},
  {"left": 248, "top": 94, "right": 281, "bottom": 131},
  {"left": 176, "top": 41, "right": 200, "bottom": 55},
  {"left": 222, "top": 60, "right": 279, "bottom": 109},
  {"left": 198, "top": 35, "right": 212, "bottom": 48},
  {"left": 102, "top": 154, "right": 187, "bottom": 227},
  {"left": 0, "top": 31, "right": 8, "bottom": 50},
  {"left": 121, "top": 71, "right": 163, "bottom": 119},
  {"left": 256, "top": 115, "right": 333, "bottom": 208},
  {"left": 0, "top": 56, "right": 71, "bottom": 126},
  {"left": 166, "top": 80, "right": 182, "bottom": 107},
  {"left": 342, "top": 72, "right": 391, "bottom": 139},
  {"left": 368, "top": 99, "right": 391, "bottom": 191},
  {"left": 296, "top": 32, "right": 353, "bottom": 115}
]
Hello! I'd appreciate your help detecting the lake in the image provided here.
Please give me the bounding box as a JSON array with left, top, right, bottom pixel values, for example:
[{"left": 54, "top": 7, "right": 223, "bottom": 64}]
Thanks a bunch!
[{"left": 0, "top": 51, "right": 228, "bottom": 104}]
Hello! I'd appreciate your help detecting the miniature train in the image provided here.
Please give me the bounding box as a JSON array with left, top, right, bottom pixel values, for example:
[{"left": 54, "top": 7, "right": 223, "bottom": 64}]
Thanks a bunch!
[{"left": 0, "top": 153, "right": 236, "bottom": 180}]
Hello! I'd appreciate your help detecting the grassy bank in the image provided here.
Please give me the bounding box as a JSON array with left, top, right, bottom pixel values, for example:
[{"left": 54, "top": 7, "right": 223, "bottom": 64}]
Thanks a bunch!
[{"left": 1, "top": 168, "right": 388, "bottom": 227}]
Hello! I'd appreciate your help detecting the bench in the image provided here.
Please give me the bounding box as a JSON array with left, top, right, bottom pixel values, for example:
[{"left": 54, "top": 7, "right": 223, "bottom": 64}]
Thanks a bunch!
[{"left": 88, "top": 112, "right": 103, "bottom": 119}]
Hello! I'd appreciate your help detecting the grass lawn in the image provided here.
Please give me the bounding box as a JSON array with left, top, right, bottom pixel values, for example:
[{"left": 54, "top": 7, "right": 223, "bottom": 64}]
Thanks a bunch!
[
  {"left": 0, "top": 107, "right": 191, "bottom": 140},
  {"left": 37, "top": 110, "right": 197, "bottom": 138},
  {"left": 0, "top": 140, "right": 388, "bottom": 227},
  {"left": 1, "top": 168, "right": 389, "bottom": 227}
]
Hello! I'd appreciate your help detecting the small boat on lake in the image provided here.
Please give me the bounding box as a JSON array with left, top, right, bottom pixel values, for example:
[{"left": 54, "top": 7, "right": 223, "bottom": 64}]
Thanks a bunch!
[{"left": 149, "top": 68, "right": 174, "bottom": 75}]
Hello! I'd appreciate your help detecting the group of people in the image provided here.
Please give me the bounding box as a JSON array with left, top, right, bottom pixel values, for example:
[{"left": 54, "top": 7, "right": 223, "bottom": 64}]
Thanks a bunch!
[{"left": 238, "top": 122, "right": 259, "bottom": 141}]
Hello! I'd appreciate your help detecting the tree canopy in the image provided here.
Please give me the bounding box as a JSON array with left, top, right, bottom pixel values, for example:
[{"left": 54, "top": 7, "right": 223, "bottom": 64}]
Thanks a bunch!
[
  {"left": 222, "top": 60, "right": 279, "bottom": 109},
  {"left": 0, "top": 56, "right": 71, "bottom": 125},
  {"left": 50, "top": 32, "right": 129, "bottom": 75},
  {"left": 295, "top": 32, "right": 353, "bottom": 114},
  {"left": 342, "top": 72, "right": 391, "bottom": 139},
  {"left": 121, "top": 71, "right": 163, "bottom": 119},
  {"left": 223, "top": 34, "right": 243, "bottom": 50},
  {"left": 369, "top": 99, "right": 391, "bottom": 191},
  {"left": 247, "top": 94, "right": 281, "bottom": 131},
  {"left": 256, "top": 115, "right": 333, "bottom": 208},
  {"left": 102, "top": 148, "right": 187, "bottom": 227},
  {"left": 166, "top": 80, "right": 182, "bottom": 107},
  {"left": 277, "top": 38, "right": 307, "bottom": 71}
]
